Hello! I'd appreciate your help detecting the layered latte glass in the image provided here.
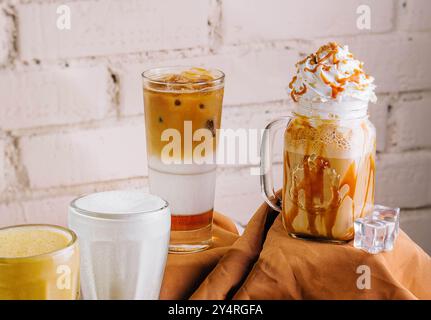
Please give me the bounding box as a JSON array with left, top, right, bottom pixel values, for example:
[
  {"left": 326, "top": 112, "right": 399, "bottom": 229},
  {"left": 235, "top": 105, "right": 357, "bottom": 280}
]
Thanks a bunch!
[{"left": 142, "top": 67, "right": 224, "bottom": 252}]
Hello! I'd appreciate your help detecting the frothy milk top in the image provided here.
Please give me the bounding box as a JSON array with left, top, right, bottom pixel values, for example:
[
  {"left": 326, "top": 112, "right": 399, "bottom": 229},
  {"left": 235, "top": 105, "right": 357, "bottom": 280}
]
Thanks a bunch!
[
  {"left": 73, "top": 190, "right": 167, "bottom": 215},
  {"left": 288, "top": 42, "right": 376, "bottom": 104},
  {"left": 0, "top": 225, "right": 72, "bottom": 258}
]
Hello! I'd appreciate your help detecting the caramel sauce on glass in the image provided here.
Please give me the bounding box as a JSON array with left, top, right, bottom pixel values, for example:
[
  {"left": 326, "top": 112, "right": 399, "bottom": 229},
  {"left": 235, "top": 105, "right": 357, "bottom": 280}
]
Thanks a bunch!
[{"left": 282, "top": 116, "right": 376, "bottom": 241}]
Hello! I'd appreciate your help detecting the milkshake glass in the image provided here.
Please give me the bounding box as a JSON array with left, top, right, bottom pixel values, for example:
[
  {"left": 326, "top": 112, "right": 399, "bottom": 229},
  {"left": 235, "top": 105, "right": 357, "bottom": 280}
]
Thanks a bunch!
[{"left": 261, "top": 42, "right": 377, "bottom": 242}]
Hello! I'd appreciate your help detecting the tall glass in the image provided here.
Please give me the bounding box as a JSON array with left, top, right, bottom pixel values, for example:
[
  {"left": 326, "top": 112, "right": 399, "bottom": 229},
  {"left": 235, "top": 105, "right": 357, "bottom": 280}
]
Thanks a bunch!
[
  {"left": 142, "top": 67, "right": 225, "bottom": 253},
  {"left": 0, "top": 224, "right": 80, "bottom": 300},
  {"left": 68, "top": 190, "right": 170, "bottom": 300}
]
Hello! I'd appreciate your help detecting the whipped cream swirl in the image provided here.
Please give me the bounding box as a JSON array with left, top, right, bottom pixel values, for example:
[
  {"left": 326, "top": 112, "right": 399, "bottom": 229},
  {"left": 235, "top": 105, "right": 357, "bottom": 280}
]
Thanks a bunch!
[{"left": 288, "top": 42, "right": 377, "bottom": 104}]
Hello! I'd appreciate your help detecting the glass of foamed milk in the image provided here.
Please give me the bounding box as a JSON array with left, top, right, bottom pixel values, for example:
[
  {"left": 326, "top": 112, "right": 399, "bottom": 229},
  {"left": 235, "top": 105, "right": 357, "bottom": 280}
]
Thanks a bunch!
[
  {"left": 142, "top": 67, "right": 224, "bottom": 253},
  {"left": 0, "top": 225, "right": 80, "bottom": 299},
  {"left": 261, "top": 42, "right": 377, "bottom": 242},
  {"left": 68, "top": 190, "right": 170, "bottom": 300}
]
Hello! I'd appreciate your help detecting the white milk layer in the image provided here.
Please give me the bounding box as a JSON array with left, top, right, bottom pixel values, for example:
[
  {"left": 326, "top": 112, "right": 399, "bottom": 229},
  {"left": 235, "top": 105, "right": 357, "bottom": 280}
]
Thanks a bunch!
[
  {"left": 148, "top": 167, "right": 216, "bottom": 216},
  {"left": 148, "top": 156, "right": 217, "bottom": 216},
  {"left": 68, "top": 191, "right": 170, "bottom": 300}
]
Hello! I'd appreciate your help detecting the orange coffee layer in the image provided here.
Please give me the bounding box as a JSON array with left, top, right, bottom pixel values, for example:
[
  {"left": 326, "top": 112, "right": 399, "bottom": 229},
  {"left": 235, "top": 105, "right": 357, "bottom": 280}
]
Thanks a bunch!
[
  {"left": 171, "top": 210, "right": 213, "bottom": 231},
  {"left": 143, "top": 87, "right": 224, "bottom": 158}
]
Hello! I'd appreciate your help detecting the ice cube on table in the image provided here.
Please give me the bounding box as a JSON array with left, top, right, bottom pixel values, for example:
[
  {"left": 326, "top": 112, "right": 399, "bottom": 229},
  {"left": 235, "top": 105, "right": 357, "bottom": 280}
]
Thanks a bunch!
[
  {"left": 354, "top": 205, "right": 400, "bottom": 254},
  {"left": 373, "top": 205, "right": 400, "bottom": 237},
  {"left": 354, "top": 217, "right": 388, "bottom": 254}
]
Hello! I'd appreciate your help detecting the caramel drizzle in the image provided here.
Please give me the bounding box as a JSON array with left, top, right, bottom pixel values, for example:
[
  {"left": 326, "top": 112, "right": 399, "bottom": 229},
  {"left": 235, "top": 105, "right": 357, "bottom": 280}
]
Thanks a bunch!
[
  {"left": 290, "top": 84, "right": 307, "bottom": 103},
  {"left": 290, "top": 42, "right": 367, "bottom": 100},
  {"left": 284, "top": 119, "right": 374, "bottom": 239},
  {"left": 359, "top": 154, "right": 375, "bottom": 217}
]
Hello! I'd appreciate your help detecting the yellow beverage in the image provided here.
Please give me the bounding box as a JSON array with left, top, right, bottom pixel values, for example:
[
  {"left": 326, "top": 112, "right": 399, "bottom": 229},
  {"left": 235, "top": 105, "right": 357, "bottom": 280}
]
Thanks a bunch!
[{"left": 0, "top": 225, "right": 80, "bottom": 300}]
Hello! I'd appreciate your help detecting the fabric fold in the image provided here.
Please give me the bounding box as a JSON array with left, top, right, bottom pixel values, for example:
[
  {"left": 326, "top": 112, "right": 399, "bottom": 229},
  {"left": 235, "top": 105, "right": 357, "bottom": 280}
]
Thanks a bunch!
[{"left": 162, "top": 201, "right": 431, "bottom": 300}]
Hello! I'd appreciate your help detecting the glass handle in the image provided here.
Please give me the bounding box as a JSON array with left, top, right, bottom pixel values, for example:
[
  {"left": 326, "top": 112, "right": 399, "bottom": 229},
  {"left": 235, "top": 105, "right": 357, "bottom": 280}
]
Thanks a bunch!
[{"left": 260, "top": 116, "right": 292, "bottom": 212}]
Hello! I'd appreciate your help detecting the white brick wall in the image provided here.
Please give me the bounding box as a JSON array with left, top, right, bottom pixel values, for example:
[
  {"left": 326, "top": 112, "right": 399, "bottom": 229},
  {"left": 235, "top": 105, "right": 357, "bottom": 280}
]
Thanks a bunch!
[
  {"left": 0, "top": 202, "right": 25, "bottom": 228},
  {"left": 0, "top": 195, "right": 75, "bottom": 228},
  {"left": 398, "top": 0, "right": 431, "bottom": 31},
  {"left": 18, "top": 0, "right": 210, "bottom": 61},
  {"left": 0, "top": 139, "right": 5, "bottom": 193},
  {"left": 0, "top": 66, "right": 111, "bottom": 130},
  {"left": 389, "top": 92, "right": 431, "bottom": 151},
  {"left": 376, "top": 151, "right": 431, "bottom": 208},
  {"left": 0, "top": 0, "right": 429, "bottom": 253},
  {"left": 20, "top": 123, "right": 147, "bottom": 188},
  {"left": 222, "top": 0, "right": 394, "bottom": 44},
  {"left": 0, "top": 9, "right": 9, "bottom": 66}
]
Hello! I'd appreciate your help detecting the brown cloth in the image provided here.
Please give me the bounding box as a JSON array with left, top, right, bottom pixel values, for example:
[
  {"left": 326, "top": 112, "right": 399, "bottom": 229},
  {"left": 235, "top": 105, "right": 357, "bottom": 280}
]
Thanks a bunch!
[
  {"left": 162, "top": 203, "right": 431, "bottom": 300},
  {"left": 160, "top": 212, "right": 239, "bottom": 300}
]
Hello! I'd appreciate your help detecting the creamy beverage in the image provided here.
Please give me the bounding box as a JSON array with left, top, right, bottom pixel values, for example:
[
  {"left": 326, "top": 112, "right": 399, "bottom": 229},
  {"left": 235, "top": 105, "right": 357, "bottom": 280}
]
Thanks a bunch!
[
  {"left": 283, "top": 113, "right": 375, "bottom": 240},
  {"left": 143, "top": 67, "right": 224, "bottom": 252},
  {"left": 0, "top": 225, "right": 80, "bottom": 300},
  {"left": 68, "top": 190, "right": 170, "bottom": 300},
  {"left": 261, "top": 42, "right": 376, "bottom": 242}
]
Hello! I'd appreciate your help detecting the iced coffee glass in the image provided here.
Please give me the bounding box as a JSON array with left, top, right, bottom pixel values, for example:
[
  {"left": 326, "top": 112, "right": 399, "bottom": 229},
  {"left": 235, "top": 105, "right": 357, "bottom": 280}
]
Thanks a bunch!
[
  {"left": 143, "top": 67, "right": 224, "bottom": 253},
  {"left": 0, "top": 224, "right": 80, "bottom": 300},
  {"left": 261, "top": 101, "right": 376, "bottom": 242}
]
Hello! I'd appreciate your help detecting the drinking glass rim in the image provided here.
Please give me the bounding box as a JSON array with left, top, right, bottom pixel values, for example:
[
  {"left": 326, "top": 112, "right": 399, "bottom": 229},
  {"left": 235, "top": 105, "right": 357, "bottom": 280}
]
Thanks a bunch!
[
  {"left": 0, "top": 224, "right": 77, "bottom": 262},
  {"left": 69, "top": 191, "right": 170, "bottom": 221},
  {"left": 141, "top": 66, "right": 225, "bottom": 86}
]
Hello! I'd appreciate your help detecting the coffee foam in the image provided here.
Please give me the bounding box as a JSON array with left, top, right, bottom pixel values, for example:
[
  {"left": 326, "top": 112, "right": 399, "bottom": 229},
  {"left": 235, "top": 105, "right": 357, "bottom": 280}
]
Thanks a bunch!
[
  {"left": 73, "top": 191, "right": 167, "bottom": 215},
  {"left": 285, "top": 119, "right": 375, "bottom": 159}
]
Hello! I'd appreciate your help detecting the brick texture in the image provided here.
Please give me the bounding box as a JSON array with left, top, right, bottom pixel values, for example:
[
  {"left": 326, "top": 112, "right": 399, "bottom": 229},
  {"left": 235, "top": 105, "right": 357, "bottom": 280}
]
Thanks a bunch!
[
  {"left": 18, "top": 0, "right": 210, "bottom": 61},
  {"left": 0, "top": 66, "right": 111, "bottom": 130},
  {"left": 398, "top": 0, "right": 431, "bottom": 32},
  {"left": 389, "top": 92, "right": 431, "bottom": 151},
  {"left": 0, "top": 9, "right": 9, "bottom": 66},
  {"left": 0, "top": 139, "right": 5, "bottom": 193},
  {"left": 0, "top": 202, "right": 25, "bottom": 228},
  {"left": 222, "top": 0, "right": 394, "bottom": 44},
  {"left": 375, "top": 151, "right": 431, "bottom": 208},
  {"left": 20, "top": 123, "right": 147, "bottom": 188}
]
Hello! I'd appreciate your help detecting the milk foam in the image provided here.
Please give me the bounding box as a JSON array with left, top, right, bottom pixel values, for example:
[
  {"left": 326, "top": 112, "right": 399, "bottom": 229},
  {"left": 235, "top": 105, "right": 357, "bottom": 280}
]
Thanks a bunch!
[{"left": 73, "top": 190, "right": 167, "bottom": 215}]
